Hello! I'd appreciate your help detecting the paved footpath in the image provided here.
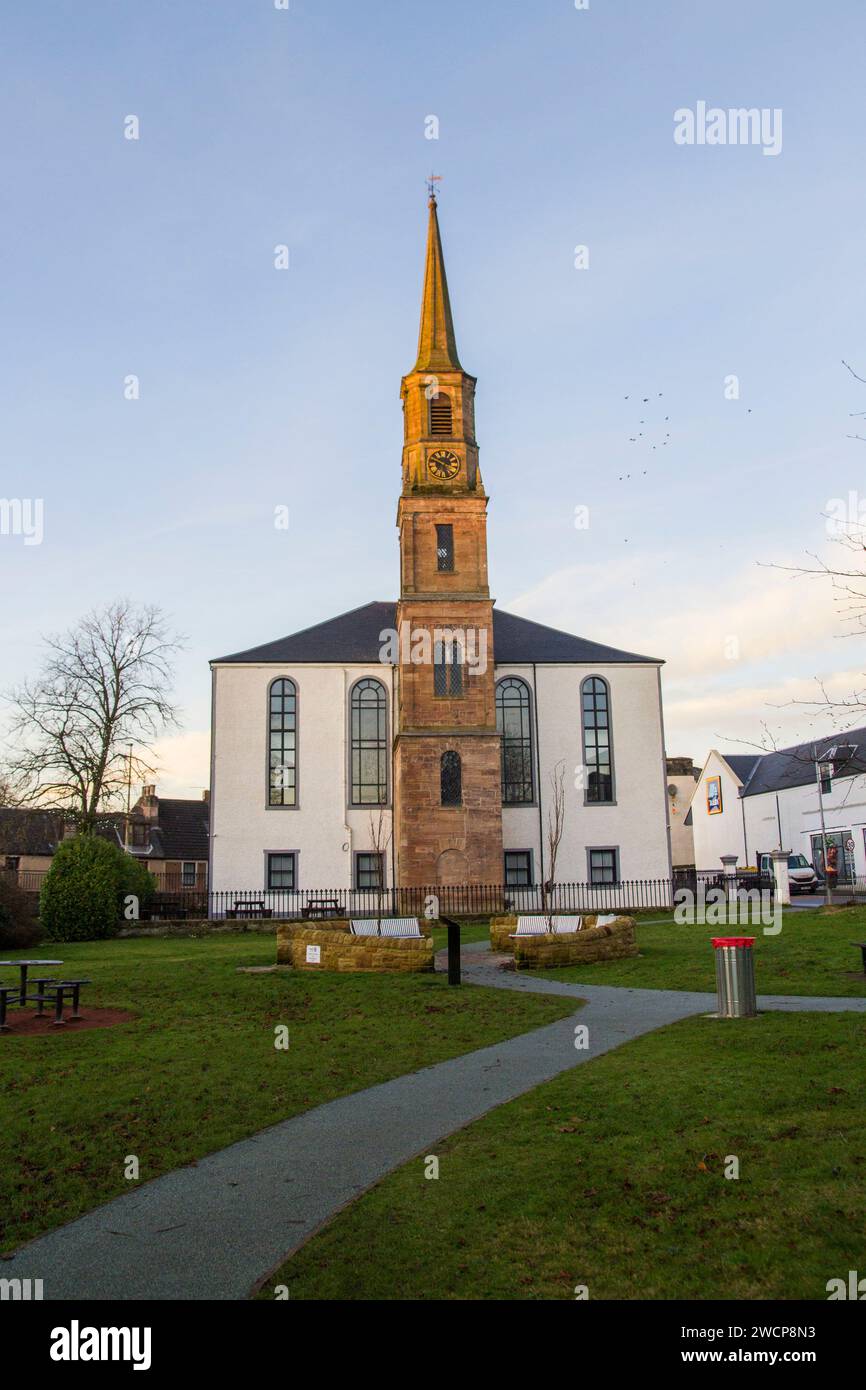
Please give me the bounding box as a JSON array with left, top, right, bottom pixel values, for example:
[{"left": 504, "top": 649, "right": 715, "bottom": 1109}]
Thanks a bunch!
[{"left": 9, "top": 945, "right": 866, "bottom": 1300}]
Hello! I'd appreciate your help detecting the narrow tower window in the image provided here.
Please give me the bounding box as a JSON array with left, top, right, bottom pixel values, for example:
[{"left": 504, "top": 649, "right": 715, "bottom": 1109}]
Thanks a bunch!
[
  {"left": 434, "top": 637, "right": 464, "bottom": 697},
  {"left": 436, "top": 524, "right": 454, "bottom": 572},
  {"left": 441, "top": 751, "right": 462, "bottom": 806},
  {"left": 429, "top": 391, "right": 453, "bottom": 435}
]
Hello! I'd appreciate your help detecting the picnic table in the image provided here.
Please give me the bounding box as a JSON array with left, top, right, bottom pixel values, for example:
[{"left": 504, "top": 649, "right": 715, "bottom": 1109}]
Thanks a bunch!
[
  {"left": 226, "top": 901, "right": 274, "bottom": 920},
  {"left": 302, "top": 899, "right": 340, "bottom": 919},
  {"left": 0, "top": 959, "right": 64, "bottom": 1006},
  {"left": 0, "top": 960, "right": 94, "bottom": 1031}
]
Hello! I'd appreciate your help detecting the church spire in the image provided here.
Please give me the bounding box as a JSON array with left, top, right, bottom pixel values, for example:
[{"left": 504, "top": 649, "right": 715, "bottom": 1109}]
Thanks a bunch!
[{"left": 413, "top": 191, "right": 462, "bottom": 374}]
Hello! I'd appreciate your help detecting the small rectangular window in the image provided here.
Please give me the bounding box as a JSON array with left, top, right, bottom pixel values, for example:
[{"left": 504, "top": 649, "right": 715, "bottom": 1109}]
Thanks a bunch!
[
  {"left": 588, "top": 848, "right": 619, "bottom": 886},
  {"left": 504, "top": 850, "right": 533, "bottom": 887},
  {"left": 267, "top": 852, "right": 296, "bottom": 890},
  {"left": 354, "top": 852, "right": 384, "bottom": 890},
  {"left": 182, "top": 861, "right": 196, "bottom": 888},
  {"left": 436, "top": 524, "right": 454, "bottom": 572}
]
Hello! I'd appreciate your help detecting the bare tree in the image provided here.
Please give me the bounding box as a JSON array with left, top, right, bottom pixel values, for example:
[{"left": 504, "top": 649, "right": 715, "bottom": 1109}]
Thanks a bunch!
[
  {"left": 368, "top": 808, "right": 393, "bottom": 927},
  {"left": 755, "top": 362, "right": 866, "bottom": 716},
  {"left": 3, "top": 601, "right": 183, "bottom": 831},
  {"left": 542, "top": 760, "right": 567, "bottom": 928},
  {"left": 0, "top": 772, "right": 22, "bottom": 807}
]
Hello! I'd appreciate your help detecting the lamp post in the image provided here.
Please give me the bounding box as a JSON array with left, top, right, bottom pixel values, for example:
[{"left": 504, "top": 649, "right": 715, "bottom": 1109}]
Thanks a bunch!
[{"left": 814, "top": 743, "right": 833, "bottom": 907}]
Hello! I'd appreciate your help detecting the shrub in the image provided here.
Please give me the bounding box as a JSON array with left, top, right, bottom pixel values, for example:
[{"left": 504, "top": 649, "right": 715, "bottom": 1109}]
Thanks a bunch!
[
  {"left": 39, "top": 834, "right": 148, "bottom": 942},
  {"left": 118, "top": 853, "right": 156, "bottom": 911},
  {"left": 0, "top": 873, "right": 42, "bottom": 949}
]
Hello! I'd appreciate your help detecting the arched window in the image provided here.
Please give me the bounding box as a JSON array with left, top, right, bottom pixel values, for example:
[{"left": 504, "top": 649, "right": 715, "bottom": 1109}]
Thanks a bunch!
[
  {"left": 429, "top": 391, "right": 452, "bottom": 435},
  {"left": 496, "top": 678, "right": 534, "bottom": 804},
  {"left": 441, "top": 750, "right": 462, "bottom": 806},
  {"left": 350, "top": 678, "right": 388, "bottom": 805},
  {"left": 581, "top": 676, "right": 614, "bottom": 803},
  {"left": 268, "top": 678, "right": 297, "bottom": 806}
]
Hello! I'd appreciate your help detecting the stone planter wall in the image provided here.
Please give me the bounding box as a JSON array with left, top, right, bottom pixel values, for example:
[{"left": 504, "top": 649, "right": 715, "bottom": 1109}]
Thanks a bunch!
[
  {"left": 117, "top": 918, "right": 281, "bottom": 938},
  {"left": 276, "top": 922, "right": 434, "bottom": 973},
  {"left": 490, "top": 913, "right": 621, "bottom": 953},
  {"left": 489, "top": 915, "right": 638, "bottom": 967}
]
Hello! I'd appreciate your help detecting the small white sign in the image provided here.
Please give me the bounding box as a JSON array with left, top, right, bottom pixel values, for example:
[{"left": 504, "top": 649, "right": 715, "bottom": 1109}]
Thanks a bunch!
[{"left": 305, "top": 945, "right": 321, "bottom": 964}]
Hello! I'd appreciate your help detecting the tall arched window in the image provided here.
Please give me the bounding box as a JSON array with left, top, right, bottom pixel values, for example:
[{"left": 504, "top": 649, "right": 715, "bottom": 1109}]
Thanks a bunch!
[
  {"left": 441, "top": 750, "right": 462, "bottom": 806},
  {"left": 496, "top": 678, "right": 534, "bottom": 804},
  {"left": 350, "top": 678, "right": 388, "bottom": 805},
  {"left": 581, "top": 676, "right": 614, "bottom": 803},
  {"left": 268, "top": 678, "right": 297, "bottom": 806},
  {"left": 429, "top": 391, "right": 452, "bottom": 435}
]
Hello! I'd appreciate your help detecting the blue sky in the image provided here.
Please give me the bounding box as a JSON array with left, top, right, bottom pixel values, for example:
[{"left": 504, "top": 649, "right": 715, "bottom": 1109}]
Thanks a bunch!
[{"left": 2, "top": 0, "right": 865, "bottom": 793}]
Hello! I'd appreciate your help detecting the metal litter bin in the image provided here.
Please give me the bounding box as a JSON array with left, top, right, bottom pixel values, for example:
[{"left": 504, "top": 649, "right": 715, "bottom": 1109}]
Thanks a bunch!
[{"left": 712, "top": 936, "right": 757, "bottom": 1018}]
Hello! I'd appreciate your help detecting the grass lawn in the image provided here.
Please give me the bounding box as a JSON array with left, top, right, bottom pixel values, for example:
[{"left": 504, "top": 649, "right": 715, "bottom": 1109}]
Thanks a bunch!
[
  {"left": 534, "top": 906, "right": 866, "bottom": 996},
  {"left": 259, "top": 1008, "right": 866, "bottom": 1300},
  {"left": 0, "top": 935, "right": 574, "bottom": 1253},
  {"left": 429, "top": 919, "right": 491, "bottom": 950}
]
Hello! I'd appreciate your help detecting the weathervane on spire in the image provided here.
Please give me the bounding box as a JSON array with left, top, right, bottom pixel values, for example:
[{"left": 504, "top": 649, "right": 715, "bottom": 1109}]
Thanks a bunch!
[{"left": 427, "top": 173, "right": 442, "bottom": 204}]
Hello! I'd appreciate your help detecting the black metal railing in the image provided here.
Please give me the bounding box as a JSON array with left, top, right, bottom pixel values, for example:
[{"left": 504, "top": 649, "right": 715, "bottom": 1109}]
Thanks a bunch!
[{"left": 205, "top": 878, "right": 680, "bottom": 921}]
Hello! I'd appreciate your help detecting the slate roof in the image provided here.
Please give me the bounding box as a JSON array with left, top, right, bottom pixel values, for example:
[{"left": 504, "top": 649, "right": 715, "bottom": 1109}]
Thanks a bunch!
[
  {"left": 735, "top": 728, "right": 866, "bottom": 798},
  {"left": 212, "top": 601, "right": 661, "bottom": 666},
  {"left": 0, "top": 800, "right": 209, "bottom": 863},
  {"left": 718, "top": 754, "right": 762, "bottom": 785},
  {"left": 0, "top": 808, "right": 67, "bottom": 857},
  {"left": 148, "top": 799, "right": 210, "bottom": 862}
]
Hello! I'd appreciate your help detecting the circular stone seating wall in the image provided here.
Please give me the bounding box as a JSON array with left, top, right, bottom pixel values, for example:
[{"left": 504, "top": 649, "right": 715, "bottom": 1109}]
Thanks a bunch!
[
  {"left": 276, "top": 921, "right": 434, "bottom": 973},
  {"left": 490, "top": 914, "right": 638, "bottom": 968}
]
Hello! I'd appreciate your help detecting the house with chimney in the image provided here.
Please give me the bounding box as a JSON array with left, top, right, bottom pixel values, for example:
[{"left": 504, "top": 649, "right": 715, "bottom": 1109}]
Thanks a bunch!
[{"left": 0, "top": 786, "right": 210, "bottom": 892}]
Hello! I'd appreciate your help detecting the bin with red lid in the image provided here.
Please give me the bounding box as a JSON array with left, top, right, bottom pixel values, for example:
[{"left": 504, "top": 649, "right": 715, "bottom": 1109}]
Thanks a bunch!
[{"left": 712, "top": 936, "right": 757, "bottom": 1017}]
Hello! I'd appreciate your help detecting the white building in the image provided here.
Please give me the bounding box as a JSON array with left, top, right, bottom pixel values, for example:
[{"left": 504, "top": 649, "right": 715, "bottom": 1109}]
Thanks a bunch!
[
  {"left": 208, "top": 603, "right": 673, "bottom": 896},
  {"left": 688, "top": 732, "right": 866, "bottom": 880},
  {"left": 208, "top": 198, "right": 672, "bottom": 903}
]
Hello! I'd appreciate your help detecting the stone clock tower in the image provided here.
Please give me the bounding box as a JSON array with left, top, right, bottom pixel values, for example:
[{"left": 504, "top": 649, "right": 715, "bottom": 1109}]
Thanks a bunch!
[{"left": 393, "top": 194, "right": 503, "bottom": 888}]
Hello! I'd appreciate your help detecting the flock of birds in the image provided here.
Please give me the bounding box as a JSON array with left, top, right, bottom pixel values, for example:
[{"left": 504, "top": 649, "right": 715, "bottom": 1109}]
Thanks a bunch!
[{"left": 613, "top": 389, "right": 752, "bottom": 552}]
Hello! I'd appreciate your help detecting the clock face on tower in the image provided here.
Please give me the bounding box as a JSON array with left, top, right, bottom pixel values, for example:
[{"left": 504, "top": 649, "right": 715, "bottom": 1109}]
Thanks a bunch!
[{"left": 428, "top": 449, "right": 461, "bottom": 481}]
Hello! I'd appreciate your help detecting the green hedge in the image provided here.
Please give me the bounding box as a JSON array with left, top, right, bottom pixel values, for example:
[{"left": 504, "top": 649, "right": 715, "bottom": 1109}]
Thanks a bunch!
[{"left": 40, "top": 834, "right": 156, "bottom": 942}]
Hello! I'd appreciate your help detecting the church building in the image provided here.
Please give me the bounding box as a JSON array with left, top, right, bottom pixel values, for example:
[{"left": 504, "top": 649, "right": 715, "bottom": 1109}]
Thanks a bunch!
[{"left": 208, "top": 196, "right": 672, "bottom": 900}]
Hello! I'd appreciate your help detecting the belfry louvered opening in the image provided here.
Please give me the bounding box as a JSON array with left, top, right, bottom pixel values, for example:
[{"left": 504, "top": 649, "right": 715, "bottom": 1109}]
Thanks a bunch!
[{"left": 429, "top": 392, "right": 453, "bottom": 435}]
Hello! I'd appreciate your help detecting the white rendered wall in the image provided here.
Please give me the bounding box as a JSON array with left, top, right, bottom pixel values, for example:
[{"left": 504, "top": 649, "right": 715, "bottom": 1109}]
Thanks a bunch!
[
  {"left": 497, "top": 662, "right": 671, "bottom": 883},
  {"left": 210, "top": 658, "right": 671, "bottom": 892},
  {"left": 743, "top": 775, "right": 866, "bottom": 875},
  {"left": 210, "top": 662, "right": 394, "bottom": 892},
  {"left": 689, "top": 753, "right": 748, "bottom": 868}
]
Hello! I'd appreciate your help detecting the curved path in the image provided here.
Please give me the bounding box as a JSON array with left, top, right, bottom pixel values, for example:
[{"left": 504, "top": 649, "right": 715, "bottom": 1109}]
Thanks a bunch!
[{"left": 9, "top": 944, "right": 866, "bottom": 1300}]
